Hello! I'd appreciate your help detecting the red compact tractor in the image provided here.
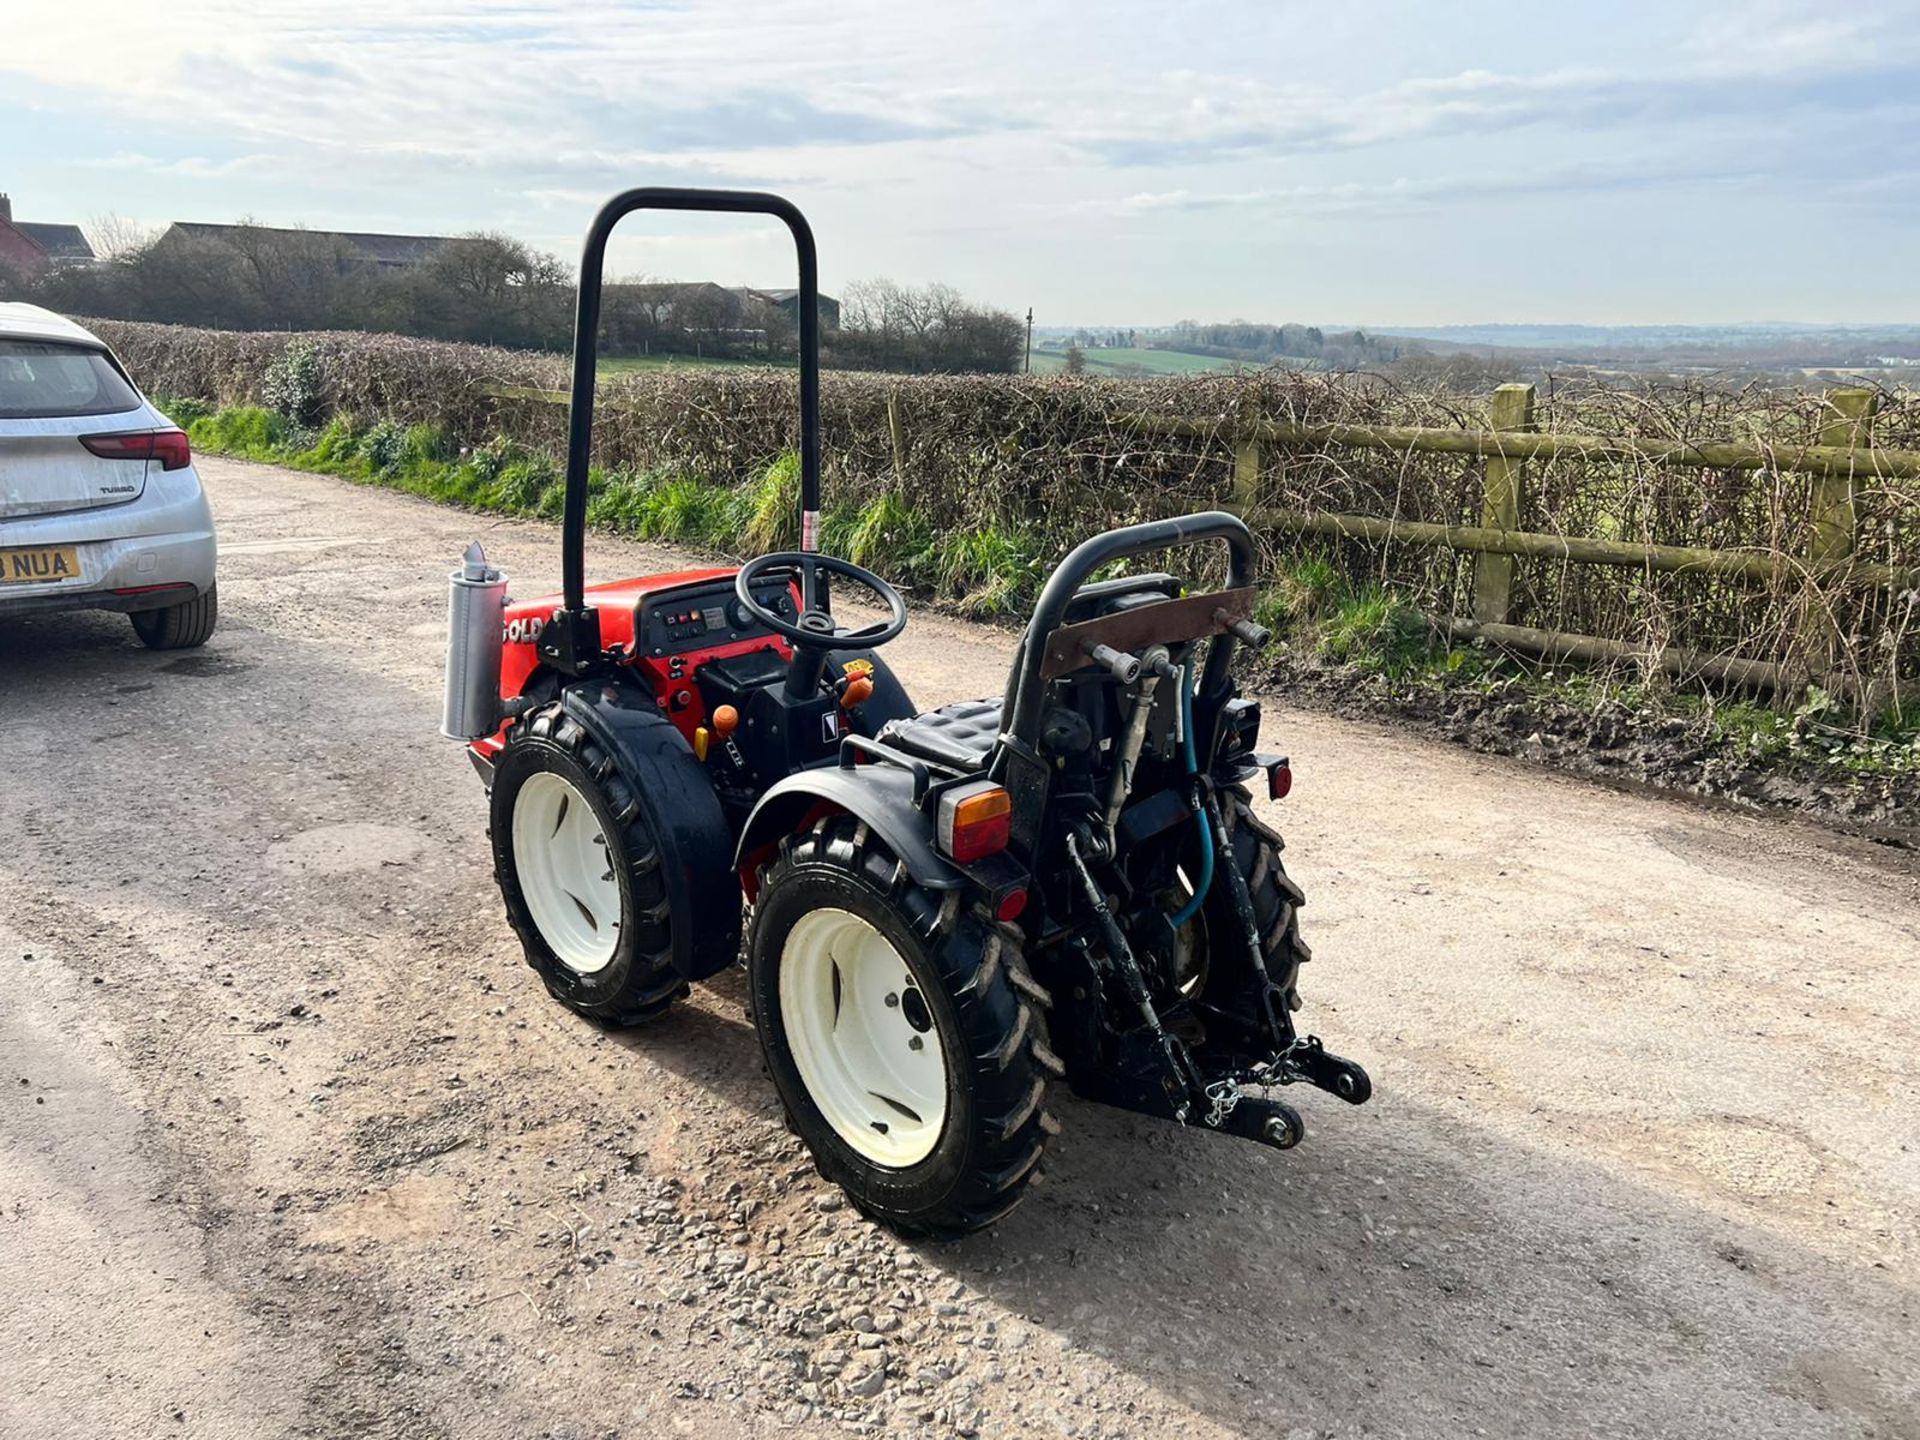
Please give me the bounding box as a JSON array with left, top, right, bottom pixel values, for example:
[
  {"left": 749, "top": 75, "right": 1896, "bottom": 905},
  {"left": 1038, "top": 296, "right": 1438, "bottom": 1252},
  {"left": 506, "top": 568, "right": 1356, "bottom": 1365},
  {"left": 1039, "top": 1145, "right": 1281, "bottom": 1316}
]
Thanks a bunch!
[{"left": 443, "top": 189, "right": 1370, "bottom": 1236}]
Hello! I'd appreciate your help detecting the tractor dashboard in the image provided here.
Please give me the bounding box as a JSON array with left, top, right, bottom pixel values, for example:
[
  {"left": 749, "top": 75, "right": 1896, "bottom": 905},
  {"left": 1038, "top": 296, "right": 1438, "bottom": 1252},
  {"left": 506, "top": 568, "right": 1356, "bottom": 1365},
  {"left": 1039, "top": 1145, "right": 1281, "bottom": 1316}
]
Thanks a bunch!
[{"left": 637, "top": 577, "right": 796, "bottom": 659}]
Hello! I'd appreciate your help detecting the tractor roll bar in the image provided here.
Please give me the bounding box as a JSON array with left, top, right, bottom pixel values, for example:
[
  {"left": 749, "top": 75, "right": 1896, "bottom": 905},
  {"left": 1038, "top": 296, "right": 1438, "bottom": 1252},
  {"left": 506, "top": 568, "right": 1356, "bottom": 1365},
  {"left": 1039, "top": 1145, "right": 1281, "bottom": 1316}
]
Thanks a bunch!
[
  {"left": 997, "top": 511, "right": 1258, "bottom": 751},
  {"left": 543, "top": 187, "right": 820, "bottom": 673}
]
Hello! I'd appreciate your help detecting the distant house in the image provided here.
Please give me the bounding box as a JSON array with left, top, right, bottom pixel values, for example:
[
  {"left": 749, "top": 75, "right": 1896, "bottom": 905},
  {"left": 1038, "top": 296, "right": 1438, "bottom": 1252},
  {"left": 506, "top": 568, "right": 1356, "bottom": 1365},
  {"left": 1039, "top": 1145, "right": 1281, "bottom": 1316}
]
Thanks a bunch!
[
  {"left": 151, "top": 220, "right": 452, "bottom": 270},
  {"left": 0, "top": 194, "right": 96, "bottom": 272},
  {"left": 751, "top": 287, "right": 840, "bottom": 331}
]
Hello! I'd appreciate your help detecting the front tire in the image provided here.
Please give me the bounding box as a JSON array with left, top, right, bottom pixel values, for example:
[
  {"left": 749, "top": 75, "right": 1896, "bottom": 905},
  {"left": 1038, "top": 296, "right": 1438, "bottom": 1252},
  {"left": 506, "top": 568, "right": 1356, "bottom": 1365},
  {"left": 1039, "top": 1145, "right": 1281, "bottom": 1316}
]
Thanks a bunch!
[
  {"left": 490, "top": 705, "right": 688, "bottom": 1026},
  {"left": 748, "top": 817, "right": 1060, "bottom": 1238},
  {"left": 131, "top": 583, "right": 217, "bottom": 650}
]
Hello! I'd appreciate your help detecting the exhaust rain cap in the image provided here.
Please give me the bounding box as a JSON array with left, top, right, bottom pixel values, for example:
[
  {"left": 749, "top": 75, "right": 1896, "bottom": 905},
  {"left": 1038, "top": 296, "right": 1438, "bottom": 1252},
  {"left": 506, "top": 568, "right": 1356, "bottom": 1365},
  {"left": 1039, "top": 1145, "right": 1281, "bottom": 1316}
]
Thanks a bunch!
[{"left": 462, "top": 540, "right": 498, "bottom": 583}]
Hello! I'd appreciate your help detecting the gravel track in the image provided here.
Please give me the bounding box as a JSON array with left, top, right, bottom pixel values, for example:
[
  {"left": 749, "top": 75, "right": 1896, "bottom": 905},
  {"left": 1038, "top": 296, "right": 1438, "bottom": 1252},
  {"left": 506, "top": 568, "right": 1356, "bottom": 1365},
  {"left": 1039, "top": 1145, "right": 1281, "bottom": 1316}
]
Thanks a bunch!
[{"left": 2, "top": 456, "right": 1916, "bottom": 1440}]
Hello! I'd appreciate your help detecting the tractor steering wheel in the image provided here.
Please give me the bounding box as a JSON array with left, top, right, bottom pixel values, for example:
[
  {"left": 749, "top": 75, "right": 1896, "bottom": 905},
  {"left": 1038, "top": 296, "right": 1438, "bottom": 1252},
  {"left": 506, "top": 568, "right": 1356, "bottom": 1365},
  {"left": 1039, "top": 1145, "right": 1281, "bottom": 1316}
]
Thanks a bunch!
[{"left": 736, "top": 552, "right": 909, "bottom": 650}]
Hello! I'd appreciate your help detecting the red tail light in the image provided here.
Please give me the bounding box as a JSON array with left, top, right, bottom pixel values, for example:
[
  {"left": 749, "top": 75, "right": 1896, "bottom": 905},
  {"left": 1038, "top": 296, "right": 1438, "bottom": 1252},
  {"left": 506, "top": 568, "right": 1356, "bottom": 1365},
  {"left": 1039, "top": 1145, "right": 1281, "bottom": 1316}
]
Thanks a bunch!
[
  {"left": 1268, "top": 761, "right": 1293, "bottom": 800},
  {"left": 153, "top": 430, "right": 192, "bottom": 471},
  {"left": 936, "top": 782, "right": 1012, "bottom": 864},
  {"left": 81, "top": 429, "right": 192, "bottom": 471}
]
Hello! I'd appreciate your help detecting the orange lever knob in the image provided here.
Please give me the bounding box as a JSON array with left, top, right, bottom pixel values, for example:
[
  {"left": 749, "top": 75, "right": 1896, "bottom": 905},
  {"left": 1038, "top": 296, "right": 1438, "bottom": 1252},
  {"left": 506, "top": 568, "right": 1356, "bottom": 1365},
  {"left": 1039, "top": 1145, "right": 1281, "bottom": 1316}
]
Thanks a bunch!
[
  {"left": 712, "top": 704, "right": 740, "bottom": 737},
  {"left": 840, "top": 675, "right": 875, "bottom": 709}
]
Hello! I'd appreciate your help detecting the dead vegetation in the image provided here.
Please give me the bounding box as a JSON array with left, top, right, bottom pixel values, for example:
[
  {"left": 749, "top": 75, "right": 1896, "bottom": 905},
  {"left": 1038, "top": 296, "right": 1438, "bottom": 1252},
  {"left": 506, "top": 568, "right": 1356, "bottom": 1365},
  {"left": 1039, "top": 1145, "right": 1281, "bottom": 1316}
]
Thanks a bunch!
[{"left": 99, "top": 319, "right": 1918, "bottom": 723}]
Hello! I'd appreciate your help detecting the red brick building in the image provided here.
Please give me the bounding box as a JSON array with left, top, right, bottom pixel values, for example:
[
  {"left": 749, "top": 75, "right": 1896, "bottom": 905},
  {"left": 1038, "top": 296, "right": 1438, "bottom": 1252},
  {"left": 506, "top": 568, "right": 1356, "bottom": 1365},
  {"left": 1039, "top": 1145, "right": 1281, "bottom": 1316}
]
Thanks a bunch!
[{"left": 0, "top": 194, "right": 96, "bottom": 274}]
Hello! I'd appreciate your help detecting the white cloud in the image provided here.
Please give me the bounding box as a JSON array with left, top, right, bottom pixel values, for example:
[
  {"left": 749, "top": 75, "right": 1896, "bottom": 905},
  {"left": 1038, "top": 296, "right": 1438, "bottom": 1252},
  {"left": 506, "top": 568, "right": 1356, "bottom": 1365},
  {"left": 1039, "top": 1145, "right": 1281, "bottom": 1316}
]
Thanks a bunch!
[
  {"left": 11, "top": 0, "right": 1913, "bottom": 180},
  {"left": 4, "top": 0, "right": 1918, "bottom": 321}
]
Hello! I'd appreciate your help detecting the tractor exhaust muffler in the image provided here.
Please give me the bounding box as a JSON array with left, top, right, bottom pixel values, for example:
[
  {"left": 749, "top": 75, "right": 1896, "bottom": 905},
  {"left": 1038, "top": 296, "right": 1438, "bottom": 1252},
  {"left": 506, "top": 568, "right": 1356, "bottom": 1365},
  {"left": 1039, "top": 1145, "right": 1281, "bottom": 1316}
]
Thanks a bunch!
[{"left": 441, "top": 540, "right": 508, "bottom": 740}]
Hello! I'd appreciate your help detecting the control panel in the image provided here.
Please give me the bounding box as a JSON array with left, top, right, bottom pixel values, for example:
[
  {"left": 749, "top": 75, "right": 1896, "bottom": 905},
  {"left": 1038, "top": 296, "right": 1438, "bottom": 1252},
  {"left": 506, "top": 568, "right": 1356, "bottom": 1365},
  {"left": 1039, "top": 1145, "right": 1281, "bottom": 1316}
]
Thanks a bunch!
[{"left": 638, "top": 579, "right": 795, "bottom": 658}]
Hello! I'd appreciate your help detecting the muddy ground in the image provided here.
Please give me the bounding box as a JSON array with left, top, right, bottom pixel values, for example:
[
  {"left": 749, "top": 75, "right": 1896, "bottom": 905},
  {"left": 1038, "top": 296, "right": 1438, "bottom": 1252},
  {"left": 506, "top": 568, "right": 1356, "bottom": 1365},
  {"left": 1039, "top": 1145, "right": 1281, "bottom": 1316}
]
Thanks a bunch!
[
  {"left": 2, "top": 456, "right": 1917, "bottom": 1440},
  {"left": 1264, "top": 656, "right": 1919, "bottom": 849}
]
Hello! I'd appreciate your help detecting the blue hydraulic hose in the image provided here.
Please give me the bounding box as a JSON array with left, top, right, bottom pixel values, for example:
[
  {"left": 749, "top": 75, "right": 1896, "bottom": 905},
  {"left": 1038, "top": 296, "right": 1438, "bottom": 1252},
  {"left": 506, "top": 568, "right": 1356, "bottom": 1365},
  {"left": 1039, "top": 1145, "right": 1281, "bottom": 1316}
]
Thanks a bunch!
[{"left": 1167, "top": 657, "right": 1213, "bottom": 929}]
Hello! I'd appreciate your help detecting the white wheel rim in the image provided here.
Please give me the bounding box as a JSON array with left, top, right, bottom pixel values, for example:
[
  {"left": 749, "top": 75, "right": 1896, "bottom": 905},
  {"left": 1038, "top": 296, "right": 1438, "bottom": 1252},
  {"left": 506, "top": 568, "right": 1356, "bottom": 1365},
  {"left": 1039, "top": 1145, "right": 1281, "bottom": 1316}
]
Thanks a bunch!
[
  {"left": 513, "top": 772, "right": 621, "bottom": 974},
  {"left": 779, "top": 907, "right": 949, "bottom": 1168}
]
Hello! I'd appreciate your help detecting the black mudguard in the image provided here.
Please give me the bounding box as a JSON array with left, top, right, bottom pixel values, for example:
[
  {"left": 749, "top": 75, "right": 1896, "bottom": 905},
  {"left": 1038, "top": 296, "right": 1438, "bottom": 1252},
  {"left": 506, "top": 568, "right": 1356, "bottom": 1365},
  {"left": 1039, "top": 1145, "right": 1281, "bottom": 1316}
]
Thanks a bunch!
[
  {"left": 735, "top": 763, "right": 963, "bottom": 893},
  {"left": 560, "top": 680, "right": 742, "bottom": 981}
]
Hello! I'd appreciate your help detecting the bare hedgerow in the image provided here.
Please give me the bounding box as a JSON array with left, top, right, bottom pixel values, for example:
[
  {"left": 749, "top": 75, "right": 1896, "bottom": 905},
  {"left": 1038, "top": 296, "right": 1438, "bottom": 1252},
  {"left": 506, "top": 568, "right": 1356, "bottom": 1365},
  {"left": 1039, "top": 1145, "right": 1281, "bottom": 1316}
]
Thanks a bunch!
[{"left": 89, "top": 318, "right": 1917, "bottom": 706}]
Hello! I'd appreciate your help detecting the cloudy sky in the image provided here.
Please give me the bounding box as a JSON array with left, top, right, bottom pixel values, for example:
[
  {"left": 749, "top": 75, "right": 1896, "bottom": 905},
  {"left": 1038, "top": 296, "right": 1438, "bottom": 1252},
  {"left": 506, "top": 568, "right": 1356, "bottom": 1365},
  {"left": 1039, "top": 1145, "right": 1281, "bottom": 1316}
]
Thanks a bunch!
[{"left": 5, "top": 0, "right": 1918, "bottom": 325}]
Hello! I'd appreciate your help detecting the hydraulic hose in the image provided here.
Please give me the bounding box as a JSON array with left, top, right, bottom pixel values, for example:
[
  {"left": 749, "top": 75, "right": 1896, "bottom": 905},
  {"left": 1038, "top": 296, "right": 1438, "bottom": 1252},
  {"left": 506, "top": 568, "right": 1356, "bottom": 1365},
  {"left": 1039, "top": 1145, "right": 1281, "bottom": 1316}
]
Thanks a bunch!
[{"left": 1167, "top": 657, "right": 1213, "bottom": 929}]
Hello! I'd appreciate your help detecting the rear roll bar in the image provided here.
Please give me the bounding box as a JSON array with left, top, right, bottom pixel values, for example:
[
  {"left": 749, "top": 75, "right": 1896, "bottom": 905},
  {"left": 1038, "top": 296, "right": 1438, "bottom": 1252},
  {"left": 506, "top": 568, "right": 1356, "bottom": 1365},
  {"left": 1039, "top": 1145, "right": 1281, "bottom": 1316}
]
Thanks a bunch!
[
  {"left": 543, "top": 187, "right": 821, "bottom": 671},
  {"left": 996, "top": 510, "right": 1258, "bottom": 749}
]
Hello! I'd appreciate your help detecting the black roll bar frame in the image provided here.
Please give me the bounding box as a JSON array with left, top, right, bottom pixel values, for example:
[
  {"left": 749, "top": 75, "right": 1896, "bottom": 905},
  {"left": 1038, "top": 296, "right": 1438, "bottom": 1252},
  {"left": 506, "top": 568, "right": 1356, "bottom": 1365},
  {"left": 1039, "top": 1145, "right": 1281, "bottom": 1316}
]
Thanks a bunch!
[
  {"left": 994, "top": 510, "right": 1259, "bottom": 762},
  {"left": 537, "top": 187, "right": 821, "bottom": 675}
]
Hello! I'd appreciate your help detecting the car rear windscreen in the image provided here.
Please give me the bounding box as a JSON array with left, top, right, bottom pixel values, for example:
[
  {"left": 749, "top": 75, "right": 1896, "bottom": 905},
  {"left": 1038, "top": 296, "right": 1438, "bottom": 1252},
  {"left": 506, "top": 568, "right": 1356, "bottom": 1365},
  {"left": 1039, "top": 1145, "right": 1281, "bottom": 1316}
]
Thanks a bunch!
[{"left": 0, "top": 339, "right": 142, "bottom": 420}]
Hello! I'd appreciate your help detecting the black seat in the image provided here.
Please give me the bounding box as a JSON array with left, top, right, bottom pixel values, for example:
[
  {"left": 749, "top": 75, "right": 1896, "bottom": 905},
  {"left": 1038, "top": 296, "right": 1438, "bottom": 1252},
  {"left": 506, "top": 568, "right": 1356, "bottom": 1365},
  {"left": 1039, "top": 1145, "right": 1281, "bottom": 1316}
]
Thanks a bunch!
[
  {"left": 1062, "top": 571, "right": 1179, "bottom": 622},
  {"left": 877, "top": 575, "right": 1178, "bottom": 774},
  {"left": 878, "top": 698, "right": 1002, "bottom": 773}
]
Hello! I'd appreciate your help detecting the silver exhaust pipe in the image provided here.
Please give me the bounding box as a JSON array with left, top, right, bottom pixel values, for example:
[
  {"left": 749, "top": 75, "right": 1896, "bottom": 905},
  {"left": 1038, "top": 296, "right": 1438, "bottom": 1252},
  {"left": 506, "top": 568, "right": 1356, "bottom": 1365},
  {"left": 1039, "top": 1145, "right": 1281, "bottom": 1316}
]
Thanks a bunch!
[{"left": 441, "top": 540, "right": 508, "bottom": 740}]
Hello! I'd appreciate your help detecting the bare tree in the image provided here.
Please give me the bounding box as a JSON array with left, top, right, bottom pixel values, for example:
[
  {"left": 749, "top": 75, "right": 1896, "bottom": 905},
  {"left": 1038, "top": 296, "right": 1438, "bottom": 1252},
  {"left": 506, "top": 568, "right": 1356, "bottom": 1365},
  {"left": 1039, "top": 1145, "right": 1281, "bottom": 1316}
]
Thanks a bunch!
[
  {"left": 832, "top": 278, "right": 1021, "bottom": 373},
  {"left": 84, "top": 213, "right": 156, "bottom": 262}
]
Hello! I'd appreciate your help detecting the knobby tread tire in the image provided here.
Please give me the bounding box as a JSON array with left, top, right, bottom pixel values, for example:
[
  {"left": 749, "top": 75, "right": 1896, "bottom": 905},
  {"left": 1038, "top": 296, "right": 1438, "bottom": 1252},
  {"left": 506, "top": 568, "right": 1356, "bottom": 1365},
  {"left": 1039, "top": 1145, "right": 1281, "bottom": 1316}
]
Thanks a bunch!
[
  {"left": 1218, "top": 784, "right": 1310, "bottom": 1008},
  {"left": 130, "top": 583, "right": 218, "bottom": 650},
  {"left": 489, "top": 703, "right": 688, "bottom": 1027},
  {"left": 748, "top": 815, "right": 1057, "bottom": 1239}
]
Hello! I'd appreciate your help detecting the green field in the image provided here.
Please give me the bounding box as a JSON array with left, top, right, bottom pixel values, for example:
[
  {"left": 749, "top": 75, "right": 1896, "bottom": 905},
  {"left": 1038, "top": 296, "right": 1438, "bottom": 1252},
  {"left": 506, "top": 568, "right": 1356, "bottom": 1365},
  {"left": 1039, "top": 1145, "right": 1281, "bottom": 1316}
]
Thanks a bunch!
[
  {"left": 1028, "top": 346, "right": 1249, "bottom": 377},
  {"left": 598, "top": 353, "right": 768, "bottom": 377}
]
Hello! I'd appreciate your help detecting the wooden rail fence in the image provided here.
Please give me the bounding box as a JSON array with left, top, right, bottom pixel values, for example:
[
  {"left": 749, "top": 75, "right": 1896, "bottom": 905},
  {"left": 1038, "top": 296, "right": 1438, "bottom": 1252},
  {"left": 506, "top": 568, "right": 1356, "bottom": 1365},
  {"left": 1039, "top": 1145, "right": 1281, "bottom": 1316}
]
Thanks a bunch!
[{"left": 1126, "top": 382, "right": 1919, "bottom": 697}]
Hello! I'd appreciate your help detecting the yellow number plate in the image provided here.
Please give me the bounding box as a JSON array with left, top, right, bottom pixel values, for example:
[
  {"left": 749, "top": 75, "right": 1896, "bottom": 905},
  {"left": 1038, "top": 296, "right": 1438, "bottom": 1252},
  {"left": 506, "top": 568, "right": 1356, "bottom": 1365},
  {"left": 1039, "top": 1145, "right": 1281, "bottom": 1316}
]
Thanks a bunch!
[{"left": 0, "top": 545, "right": 82, "bottom": 585}]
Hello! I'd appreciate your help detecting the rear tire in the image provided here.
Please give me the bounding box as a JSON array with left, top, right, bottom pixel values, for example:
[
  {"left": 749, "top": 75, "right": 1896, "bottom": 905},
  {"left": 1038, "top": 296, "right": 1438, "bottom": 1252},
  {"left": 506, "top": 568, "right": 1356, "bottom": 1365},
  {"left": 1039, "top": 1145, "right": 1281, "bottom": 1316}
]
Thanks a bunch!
[
  {"left": 130, "top": 583, "right": 217, "bottom": 650},
  {"left": 490, "top": 704, "right": 689, "bottom": 1026},
  {"left": 748, "top": 816, "right": 1059, "bottom": 1238},
  {"left": 1211, "top": 785, "right": 1309, "bottom": 1008}
]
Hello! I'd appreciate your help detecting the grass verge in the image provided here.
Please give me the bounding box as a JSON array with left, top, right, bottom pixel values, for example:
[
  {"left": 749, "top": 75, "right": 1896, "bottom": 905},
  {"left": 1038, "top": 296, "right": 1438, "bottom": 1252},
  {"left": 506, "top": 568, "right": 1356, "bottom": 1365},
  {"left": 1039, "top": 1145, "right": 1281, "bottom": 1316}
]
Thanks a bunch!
[{"left": 166, "top": 402, "right": 1048, "bottom": 621}]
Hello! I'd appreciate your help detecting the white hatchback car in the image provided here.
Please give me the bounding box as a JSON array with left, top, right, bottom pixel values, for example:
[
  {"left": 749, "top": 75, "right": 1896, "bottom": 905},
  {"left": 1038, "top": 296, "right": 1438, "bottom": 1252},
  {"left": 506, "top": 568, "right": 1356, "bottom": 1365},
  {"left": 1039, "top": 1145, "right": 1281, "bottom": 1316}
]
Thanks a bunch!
[{"left": 0, "top": 303, "right": 217, "bottom": 648}]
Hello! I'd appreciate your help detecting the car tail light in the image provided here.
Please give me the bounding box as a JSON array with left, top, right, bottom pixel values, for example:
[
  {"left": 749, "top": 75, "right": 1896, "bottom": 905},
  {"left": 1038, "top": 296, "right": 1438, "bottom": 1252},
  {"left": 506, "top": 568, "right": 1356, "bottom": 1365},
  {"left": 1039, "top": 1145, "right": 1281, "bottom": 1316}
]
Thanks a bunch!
[
  {"left": 936, "top": 781, "right": 1012, "bottom": 864},
  {"left": 152, "top": 430, "right": 191, "bottom": 471},
  {"left": 81, "top": 429, "right": 191, "bottom": 471}
]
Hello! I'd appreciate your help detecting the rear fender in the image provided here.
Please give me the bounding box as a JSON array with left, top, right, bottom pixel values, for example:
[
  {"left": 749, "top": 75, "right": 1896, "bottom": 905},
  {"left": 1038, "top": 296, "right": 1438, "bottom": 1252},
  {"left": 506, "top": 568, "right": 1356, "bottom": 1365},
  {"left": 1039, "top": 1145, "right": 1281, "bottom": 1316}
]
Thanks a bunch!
[
  {"left": 560, "top": 678, "right": 742, "bottom": 982},
  {"left": 735, "top": 764, "right": 962, "bottom": 896}
]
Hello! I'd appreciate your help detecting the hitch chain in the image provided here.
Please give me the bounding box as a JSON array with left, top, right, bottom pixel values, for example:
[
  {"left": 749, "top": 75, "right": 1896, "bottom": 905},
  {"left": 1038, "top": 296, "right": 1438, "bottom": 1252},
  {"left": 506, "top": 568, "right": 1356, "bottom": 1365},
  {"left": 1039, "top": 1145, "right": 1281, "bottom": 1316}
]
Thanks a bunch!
[
  {"left": 1203, "top": 1079, "right": 1242, "bottom": 1129},
  {"left": 1251, "top": 1037, "right": 1310, "bottom": 1085},
  {"left": 1203, "top": 1037, "right": 1314, "bottom": 1128}
]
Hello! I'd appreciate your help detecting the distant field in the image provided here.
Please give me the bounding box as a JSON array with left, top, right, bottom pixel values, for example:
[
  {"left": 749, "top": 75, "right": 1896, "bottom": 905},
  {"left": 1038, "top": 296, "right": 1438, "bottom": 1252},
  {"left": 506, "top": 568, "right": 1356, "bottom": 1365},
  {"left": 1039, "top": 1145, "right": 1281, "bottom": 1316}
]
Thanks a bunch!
[
  {"left": 599, "top": 354, "right": 768, "bottom": 376},
  {"left": 1028, "top": 346, "right": 1248, "bottom": 377},
  {"left": 596, "top": 348, "right": 1258, "bottom": 379}
]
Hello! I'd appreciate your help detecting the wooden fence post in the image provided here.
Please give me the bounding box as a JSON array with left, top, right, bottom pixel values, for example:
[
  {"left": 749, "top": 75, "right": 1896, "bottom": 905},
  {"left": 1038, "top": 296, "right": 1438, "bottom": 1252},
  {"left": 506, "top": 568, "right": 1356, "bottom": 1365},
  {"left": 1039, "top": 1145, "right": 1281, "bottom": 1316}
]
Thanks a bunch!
[
  {"left": 1231, "top": 389, "right": 1263, "bottom": 513},
  {"left": 886, "top": 390, "right": 909, "bottom": 485},
  {"left": 1807, "top": 387, "right": 1881, "bottom": 702},
  {"left": 1470, "top": 383, "right": 1537, "bottom": 624},
  {"left": 1812, "top": 387, "right": 1877, "bottom": 562}
]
